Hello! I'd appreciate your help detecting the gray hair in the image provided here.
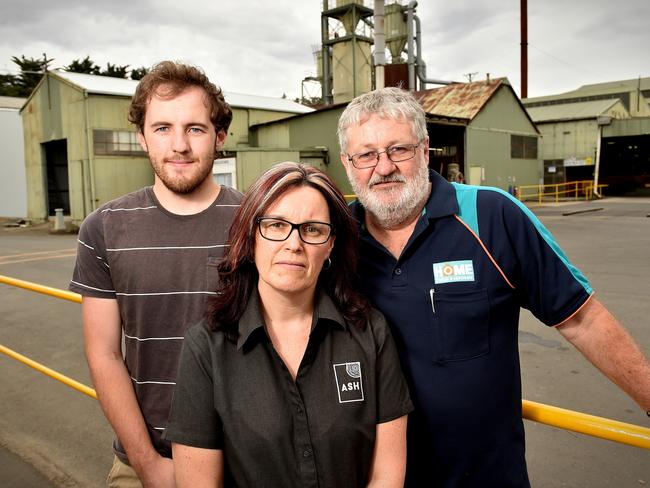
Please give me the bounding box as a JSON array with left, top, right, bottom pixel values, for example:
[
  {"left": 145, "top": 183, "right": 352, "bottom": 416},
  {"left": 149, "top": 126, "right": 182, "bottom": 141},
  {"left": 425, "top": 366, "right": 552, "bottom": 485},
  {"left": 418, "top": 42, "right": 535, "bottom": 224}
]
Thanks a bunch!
[{"left": 337, "top": 87, "right": 428, "bottom": 153}]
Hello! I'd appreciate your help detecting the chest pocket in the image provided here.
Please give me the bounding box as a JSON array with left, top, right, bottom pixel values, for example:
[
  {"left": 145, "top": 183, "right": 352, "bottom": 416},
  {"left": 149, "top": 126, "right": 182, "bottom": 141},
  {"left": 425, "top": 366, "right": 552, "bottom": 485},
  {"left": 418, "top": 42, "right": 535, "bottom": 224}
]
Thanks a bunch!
[
  {"left": 433, "top": 288, "right": 490, "bottom": 362},
  {"left": 206, "top": 256, "right": 222, "bottom": 292}
]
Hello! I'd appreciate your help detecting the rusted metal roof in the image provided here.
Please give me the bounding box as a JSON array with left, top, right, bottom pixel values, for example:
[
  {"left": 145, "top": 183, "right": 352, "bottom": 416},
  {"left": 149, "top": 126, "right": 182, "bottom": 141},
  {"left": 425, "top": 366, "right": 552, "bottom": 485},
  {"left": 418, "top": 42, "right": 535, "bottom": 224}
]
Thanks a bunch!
[{"left": 414, "top": 78, "right": 506, "bottom": 121}]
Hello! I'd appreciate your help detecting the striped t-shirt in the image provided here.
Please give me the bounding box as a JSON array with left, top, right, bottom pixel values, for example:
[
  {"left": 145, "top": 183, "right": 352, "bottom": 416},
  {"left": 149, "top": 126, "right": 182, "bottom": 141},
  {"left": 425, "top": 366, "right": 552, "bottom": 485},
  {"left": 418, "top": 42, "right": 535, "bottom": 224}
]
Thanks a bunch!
[{"left": 70, "top": 184, "right": 242, "bottom": 463}]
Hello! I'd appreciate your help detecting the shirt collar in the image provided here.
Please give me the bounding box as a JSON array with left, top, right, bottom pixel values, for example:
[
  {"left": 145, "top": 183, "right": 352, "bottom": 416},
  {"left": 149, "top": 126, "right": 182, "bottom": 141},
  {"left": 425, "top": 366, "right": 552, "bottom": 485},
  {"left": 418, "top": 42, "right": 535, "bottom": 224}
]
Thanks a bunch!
[
  {"left": 236, "top": 287, "right": 347, "bottom": 351},
  {"left": 350, "top": 169, "right": 458, "bottom": 225}
]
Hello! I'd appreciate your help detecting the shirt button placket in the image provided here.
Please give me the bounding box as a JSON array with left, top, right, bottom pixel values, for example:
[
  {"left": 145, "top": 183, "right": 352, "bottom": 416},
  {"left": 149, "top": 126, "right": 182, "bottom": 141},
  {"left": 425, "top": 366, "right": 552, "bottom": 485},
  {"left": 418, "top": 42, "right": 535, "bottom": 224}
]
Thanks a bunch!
[
  {"left": 292, "top": 383, "right": 318, "bottom": 487},
  {"left": 392, "top": 264, "right": 406, "bottom": 286}
]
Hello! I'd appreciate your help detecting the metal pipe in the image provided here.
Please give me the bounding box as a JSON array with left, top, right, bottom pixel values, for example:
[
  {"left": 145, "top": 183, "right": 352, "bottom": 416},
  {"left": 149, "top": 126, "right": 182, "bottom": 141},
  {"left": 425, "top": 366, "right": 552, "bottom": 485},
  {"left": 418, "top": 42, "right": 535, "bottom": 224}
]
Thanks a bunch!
[
  {"left": 520, "top": 0, "right": 528, "bottom": 98},
  {"left": 1, "top": 343, "right": 97, "bottom": 399},
  {"left": 0, "top": 274, "right": 82, "bottom": 303},
  {"left": 374, "top": 0, "right": 386, "bottom": 89},
  {"left": 84, "top": 90, "right": 97, "bottom": 213},
  {"left": 406, "top": 1, "right": 416, "bottom": 90},
  {"left": 321, "top": 1, "right": 332, "bottom": 104},
  {"left": 522, "top": 399, "right": 650, "bottom": 450},
  {"left": 414, "top": 14, "right": 456, "bottom": 86},
  {"left": 593, "top": 125, "right": 602, "bottom": 197}
]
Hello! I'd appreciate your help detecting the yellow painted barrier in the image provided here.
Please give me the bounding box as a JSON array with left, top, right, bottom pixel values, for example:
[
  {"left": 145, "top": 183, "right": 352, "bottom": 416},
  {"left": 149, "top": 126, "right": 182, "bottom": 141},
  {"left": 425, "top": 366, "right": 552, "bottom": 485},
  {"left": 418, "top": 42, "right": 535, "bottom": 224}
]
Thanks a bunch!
[
  {"left": 517, "top": 180, "right": 608, "bottom": 203},
  {"left": 523, "top": 400, "right": 650, "bottom": 450},
  {"left": 0, "top": 343, "right": 97, "bottom": 399},
  {"left": 1, "top": 275, "right": 649, "bottom": 449},
  {"left": 0, "top": 274, "right": 81, "bottom": 304}
]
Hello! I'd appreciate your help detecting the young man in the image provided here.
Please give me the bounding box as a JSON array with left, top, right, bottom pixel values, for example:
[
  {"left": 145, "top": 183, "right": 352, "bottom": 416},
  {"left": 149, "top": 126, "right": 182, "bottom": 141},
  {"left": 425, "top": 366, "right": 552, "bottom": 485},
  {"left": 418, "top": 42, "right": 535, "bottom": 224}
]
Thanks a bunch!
[
  {"left": 70, "top": 61, "right": 242, "bottom": 487},
  {"left": 338, "top": 87, "right": 650, "bottom": 487}
]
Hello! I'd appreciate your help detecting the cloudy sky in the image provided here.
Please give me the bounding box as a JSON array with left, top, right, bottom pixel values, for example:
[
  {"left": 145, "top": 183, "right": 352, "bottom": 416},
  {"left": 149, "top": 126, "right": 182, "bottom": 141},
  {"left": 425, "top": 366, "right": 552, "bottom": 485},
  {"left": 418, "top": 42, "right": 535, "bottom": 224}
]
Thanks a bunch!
[{"left": 1, "top": 0, "right": 648, "bottom": 101}]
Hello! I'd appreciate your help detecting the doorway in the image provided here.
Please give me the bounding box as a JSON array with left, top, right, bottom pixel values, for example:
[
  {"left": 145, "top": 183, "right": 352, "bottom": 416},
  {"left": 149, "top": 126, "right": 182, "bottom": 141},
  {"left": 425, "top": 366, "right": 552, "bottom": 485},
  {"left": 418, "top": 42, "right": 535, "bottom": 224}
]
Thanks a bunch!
[{"left": 43, "top": 139, "right": 70, "bottom": 215}]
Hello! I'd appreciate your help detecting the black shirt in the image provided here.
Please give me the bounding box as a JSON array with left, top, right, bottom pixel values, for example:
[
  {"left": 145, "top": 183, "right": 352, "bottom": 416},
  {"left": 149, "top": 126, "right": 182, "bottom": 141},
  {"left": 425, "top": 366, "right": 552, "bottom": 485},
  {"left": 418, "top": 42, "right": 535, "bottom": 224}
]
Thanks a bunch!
[
  {"left": 164, "top": 289, "right": 413, "bottom": 488},
  {"left": 351, "top": 171, "right": 591, "bottom": 487}
]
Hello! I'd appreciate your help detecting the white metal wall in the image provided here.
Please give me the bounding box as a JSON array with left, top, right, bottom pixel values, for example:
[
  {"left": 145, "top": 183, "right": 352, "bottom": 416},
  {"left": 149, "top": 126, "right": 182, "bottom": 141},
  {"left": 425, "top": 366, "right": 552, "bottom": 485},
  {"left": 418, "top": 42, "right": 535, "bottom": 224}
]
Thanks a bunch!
[{"left": 0, "top": 108, "right": 27, "bottom": 218}]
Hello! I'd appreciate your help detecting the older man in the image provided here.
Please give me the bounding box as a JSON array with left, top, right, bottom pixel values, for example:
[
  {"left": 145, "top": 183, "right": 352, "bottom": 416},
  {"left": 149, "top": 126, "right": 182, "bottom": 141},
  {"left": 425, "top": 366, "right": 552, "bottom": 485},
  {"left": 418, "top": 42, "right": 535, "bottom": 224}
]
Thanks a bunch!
[{"left": 338, "top": 87, "right": 650, "bottom": 487}]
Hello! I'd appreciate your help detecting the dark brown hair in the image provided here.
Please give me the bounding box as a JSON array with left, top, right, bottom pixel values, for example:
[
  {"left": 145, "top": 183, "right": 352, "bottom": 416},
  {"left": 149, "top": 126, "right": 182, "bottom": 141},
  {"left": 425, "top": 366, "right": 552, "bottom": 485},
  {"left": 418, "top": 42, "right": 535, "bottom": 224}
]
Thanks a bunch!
[
  {"left": 128, "top": 61, "right": 232, "bottom": 134},
  {"left": 208, "top": 162, "right": 371, "bottom": 339}
]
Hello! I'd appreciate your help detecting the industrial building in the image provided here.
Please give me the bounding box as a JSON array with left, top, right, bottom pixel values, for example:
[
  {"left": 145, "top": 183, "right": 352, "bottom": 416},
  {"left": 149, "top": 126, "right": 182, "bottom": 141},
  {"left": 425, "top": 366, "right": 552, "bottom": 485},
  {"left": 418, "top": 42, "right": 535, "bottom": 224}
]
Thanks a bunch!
[
  {"left": 0, "top": 96, "right": 27, "bottom": 219},
  {"left": 19, "top": 0, "right": 549, "bottom": 223},
  {"left": 248, "top": 77, "right": 540, "bottom": 194},
  {"left": 20, "top": 70, "right": 312, "bottom": 224},
  {"left": 523, "top": 77, "right": 650, "bottom": 193}
]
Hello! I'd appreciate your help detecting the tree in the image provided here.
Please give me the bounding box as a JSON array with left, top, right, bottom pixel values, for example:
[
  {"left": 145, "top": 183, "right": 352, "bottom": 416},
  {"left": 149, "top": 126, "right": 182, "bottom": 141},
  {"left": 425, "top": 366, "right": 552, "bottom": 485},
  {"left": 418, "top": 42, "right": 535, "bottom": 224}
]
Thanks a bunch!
[
  {"left": 0, "top": 73, "right": 20, "bottom": 97},
  {"left": 99, "top": 62, "right": 129, "bottom": 79},
  {"left": 65, "top": 56, "right": 100, "bottom": 75},
  {"left": 130, "top": 66, "right": 148, "bottom": 80},
  {"left": 9, "top": 54, "right": 53, "bottom": 97}
]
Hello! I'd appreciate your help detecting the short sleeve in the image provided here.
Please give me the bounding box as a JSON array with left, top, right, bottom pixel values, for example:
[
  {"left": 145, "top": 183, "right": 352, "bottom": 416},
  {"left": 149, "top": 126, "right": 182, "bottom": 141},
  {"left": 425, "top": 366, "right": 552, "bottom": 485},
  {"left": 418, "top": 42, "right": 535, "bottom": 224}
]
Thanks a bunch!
[
  {"left": 370, "top": 309, "right": 414, "bottom": 423},
  {"left": 163, "top": 323, "right": 224, "bottom": 449},
  {"left": 69, "top": 210, "right": 115, "bottom": 298},
  {"left": 480, "top": 190, "right": 592, "bottom": 326}
]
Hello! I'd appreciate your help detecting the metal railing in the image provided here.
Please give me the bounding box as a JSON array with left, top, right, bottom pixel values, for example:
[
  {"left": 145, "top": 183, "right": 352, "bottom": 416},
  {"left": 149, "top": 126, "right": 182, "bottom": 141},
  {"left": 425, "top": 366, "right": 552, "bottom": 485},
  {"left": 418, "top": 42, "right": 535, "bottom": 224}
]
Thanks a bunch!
[
  {"left": 517, "top": 180, "right": 608, "bottom": 203},
  {"left": 1, "top": 273, "right": 649, "bottom": 450}
]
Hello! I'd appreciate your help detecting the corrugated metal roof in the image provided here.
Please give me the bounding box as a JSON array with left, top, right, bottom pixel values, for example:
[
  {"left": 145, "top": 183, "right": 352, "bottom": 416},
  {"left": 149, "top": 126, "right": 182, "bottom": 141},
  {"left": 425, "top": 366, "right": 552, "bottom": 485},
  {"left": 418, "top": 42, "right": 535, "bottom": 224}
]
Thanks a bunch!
[
  {"left": 51, "top": 70, "right": 313, "bottom": 114},
  {"left": 0, "top": 96, "right": 26, "bottom": 109},
  {"left": 525, "top": 99, "right": 624, "bottom": 122},
  {"left": 414, "top": 78, "right": 506, "bottom": 120},
  {"left": 523, "top": 77, "right": 650, "bottom": 104}
]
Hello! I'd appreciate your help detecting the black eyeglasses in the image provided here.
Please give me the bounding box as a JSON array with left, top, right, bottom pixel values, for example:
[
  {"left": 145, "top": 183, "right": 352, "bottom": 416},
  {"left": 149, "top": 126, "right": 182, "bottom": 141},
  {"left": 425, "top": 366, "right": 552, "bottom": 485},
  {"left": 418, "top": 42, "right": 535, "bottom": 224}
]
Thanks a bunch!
[
  {"left": 347, "top": 142, "right": 421, "bottom": 169},
  {"left": 256, "top": 217, "right": 333, "bottom": 245}
]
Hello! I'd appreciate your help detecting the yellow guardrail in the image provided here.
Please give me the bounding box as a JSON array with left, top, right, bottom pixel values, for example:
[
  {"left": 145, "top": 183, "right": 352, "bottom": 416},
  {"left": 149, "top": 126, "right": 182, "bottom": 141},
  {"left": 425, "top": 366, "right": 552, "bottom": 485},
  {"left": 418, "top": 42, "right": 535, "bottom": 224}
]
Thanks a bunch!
[
  {"left": 0, "top": 343, "right": 97, "bottom": 399},
  {"left": 517, "top": 180, "right": 608, "bottom": 203},
  {"left": 1, "top": 274, "right": 649, "bottom": 449},
  {"left": 0, "top": 274, "right": 81, "bottom": 303},
  {"left": 522, "top": 400, "right": 649, "bottom": 449}
]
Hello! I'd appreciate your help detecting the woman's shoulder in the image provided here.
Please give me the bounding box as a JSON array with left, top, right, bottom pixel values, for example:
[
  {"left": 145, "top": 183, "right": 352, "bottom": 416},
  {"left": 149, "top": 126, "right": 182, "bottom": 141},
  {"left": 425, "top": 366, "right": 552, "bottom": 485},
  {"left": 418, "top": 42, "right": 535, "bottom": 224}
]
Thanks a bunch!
[{"left": 184, "top": 318, "right": 229, "bottom": 351}]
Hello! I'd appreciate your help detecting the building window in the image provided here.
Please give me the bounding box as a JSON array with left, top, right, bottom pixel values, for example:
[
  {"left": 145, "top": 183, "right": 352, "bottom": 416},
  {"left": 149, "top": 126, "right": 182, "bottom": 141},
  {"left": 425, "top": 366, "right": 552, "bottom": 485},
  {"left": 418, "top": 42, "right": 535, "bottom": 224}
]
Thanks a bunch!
[
  {"left": 94, "top": 130, "right": 145, "bottom": 156},
  {"left": 213, "top": 157, "right": 237, "bottom": 189},
  {"left": 511, "top": 135, "right": 538, "bottom": 159}
]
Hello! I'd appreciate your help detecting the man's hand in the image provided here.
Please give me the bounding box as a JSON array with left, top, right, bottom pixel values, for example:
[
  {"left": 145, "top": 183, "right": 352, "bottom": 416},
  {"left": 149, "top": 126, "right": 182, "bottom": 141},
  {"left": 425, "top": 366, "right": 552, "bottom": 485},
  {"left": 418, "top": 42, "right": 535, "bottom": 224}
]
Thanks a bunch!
[{"left": 136, "top": 454, "right": 175, "bottom": 488}]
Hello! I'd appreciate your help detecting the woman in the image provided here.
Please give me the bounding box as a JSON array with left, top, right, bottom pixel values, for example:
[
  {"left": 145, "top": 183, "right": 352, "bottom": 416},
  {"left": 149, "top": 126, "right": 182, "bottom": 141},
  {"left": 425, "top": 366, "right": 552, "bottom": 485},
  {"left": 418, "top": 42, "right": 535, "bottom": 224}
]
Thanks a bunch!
[{"left": 164, "top": 162, "right": 412, "bottom": 487}]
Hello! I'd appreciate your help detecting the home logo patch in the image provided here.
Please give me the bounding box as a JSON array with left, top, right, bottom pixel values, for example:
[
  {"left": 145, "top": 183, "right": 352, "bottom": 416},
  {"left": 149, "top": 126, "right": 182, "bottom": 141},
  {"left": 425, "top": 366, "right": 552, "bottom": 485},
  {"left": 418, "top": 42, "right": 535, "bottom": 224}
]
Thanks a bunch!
[
  {"left": 433, "top": 260, "right": 475, "bottom": 284},
  {"left": 333, "top": 362, "right": 364, "bottom": 403}
]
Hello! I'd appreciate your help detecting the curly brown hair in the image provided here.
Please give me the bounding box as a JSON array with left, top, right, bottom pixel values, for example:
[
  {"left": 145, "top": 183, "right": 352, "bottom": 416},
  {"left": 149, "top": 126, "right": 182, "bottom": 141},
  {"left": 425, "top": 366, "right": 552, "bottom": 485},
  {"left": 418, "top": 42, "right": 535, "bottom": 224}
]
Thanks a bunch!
[{"left": 128, "top": 61, "right": 232, "bottom": 134}]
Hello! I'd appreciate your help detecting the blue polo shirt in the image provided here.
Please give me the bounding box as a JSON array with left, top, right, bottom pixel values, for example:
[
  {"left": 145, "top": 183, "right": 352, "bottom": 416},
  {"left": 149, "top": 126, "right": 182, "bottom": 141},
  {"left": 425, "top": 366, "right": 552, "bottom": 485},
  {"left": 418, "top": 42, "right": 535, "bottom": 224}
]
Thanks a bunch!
[{"left": 351, "top": 171, "right": 592, "bottom": 488}]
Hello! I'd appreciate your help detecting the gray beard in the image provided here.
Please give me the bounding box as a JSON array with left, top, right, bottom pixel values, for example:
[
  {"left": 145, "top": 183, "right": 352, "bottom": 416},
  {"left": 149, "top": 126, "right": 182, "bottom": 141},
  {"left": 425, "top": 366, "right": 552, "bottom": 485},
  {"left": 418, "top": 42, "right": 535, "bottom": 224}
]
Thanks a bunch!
[{"left": 350, "top": 163, "right": 430, "bottom": 229}]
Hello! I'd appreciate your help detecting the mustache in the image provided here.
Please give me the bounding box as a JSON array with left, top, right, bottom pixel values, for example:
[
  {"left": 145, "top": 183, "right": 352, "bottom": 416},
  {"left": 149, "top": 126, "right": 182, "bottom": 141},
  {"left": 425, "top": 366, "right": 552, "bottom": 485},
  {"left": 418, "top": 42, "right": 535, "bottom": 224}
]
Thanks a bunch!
[{"left": 368, "top": 174, "right": 406, "bottom": 187}]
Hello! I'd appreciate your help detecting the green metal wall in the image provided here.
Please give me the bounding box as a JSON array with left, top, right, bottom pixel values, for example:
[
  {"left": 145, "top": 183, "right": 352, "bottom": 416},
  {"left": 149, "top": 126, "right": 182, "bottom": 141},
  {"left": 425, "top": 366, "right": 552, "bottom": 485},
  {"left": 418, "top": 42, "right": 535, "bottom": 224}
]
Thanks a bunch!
[
  {"left": 236, "top": 149, "right": 301, "bottom": 190},
  {"left": 22, "top": 74, "right": 304, "bottom": 223},
  {"left": 251, "top": 107, "right": 351, "bottom": 194},
  {"left": 467, "top": 86, "right": 541, "bottom": 188},
  {"left": 288, "top": 108, "right": 350, "bottom": 193}
]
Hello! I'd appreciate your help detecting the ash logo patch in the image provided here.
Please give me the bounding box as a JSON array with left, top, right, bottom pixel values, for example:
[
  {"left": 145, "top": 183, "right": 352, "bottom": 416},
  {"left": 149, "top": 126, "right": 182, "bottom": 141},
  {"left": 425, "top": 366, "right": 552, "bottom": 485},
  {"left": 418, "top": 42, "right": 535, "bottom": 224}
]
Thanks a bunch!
[{"left": 333, "top": 362, "right": 364, "bottom": 403}]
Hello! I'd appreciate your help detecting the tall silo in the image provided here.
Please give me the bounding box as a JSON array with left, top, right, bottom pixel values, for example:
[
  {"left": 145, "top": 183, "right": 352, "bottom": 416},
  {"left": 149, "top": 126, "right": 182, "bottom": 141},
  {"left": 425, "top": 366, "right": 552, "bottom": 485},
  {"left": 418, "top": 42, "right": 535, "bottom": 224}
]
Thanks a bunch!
[
  {"left": 321, "top": 0, "right": 373, "bottom": 104},
  {"left": 384, "top": 2, "right": 409, "bottom": 88}
]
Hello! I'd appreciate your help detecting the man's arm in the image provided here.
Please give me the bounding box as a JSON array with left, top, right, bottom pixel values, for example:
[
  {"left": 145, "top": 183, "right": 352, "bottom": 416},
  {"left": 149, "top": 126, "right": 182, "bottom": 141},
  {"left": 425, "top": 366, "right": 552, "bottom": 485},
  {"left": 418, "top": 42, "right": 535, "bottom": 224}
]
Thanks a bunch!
[
  {"left": 367, "top": 415, "right": 408, "bottom": 488},
  {"left": 557, "top": 297, "right": 650, "bottom": 412},
  {"left": 82, "top": 296, "right": 175, "bottom": 487},
  {"left": 172, "top": 443, "right": 223, "bottom": 488}
]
